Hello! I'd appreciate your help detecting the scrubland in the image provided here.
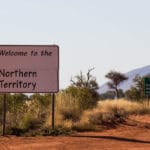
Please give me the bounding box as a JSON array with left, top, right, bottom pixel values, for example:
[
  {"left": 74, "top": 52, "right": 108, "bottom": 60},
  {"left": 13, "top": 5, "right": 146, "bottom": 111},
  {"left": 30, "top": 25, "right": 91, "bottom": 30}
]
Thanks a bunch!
[{"left": 0, "top": 93, "right": 150, "bottom": 136}]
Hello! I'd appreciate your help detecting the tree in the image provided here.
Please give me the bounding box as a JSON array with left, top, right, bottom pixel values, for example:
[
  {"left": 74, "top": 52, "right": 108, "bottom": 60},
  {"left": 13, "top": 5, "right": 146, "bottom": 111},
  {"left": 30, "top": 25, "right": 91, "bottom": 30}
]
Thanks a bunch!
[
  {"left": 65, "top": 68, "right": 99, "bottom": 110},
  {"left": 105, "top": 71, "right": 128, "bottom": 99},
  {"left": 125, "top": 75, "right": 149, "bottom": 100},
  {"left": 70, "top": 68, "right": 99, "bottom": 90}
]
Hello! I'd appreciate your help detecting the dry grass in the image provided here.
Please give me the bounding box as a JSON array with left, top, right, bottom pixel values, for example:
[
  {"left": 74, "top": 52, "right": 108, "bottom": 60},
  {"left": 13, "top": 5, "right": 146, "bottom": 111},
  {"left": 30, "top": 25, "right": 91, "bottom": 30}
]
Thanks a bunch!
[
  {"left": 45, "top": 96, "right": 150, "bottom": 131},
  {"left": 97, "top": 99, "right": 150, "bottom": 115},
  {"left": 72, "top": 99, "right": 150, "bottom": 130},
  {"left": 45, "top": 92, "right": 80, "bottom": 129},
  {"left": 4, "top": 94, "right": 150, "bottom": 135}
]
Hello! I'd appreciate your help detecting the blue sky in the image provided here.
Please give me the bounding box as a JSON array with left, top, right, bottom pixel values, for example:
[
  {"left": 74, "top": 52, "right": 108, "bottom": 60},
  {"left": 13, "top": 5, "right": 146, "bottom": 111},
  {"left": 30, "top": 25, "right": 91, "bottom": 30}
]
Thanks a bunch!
[{"left": 0, "top": 0, "right": 150, "bottom": 89}]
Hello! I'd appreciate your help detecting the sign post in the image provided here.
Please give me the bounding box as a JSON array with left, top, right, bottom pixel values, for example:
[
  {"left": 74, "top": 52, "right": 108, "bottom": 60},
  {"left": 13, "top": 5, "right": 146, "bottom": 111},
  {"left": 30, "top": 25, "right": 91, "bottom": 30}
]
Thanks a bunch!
[
  {"left": 52, "top": 93, "right": 55, "bottom": 129},
  {"left": 0, "top": 45, "right": 59, "bottom": 135},
  {"left": 2, "top": 94, "right": 6, "bottom": 136}
]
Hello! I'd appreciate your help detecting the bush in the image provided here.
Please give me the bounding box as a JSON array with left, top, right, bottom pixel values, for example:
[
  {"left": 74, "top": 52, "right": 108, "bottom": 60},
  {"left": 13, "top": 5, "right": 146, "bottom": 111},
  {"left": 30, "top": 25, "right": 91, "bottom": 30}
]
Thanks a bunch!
[
  {"left": 8, "top": 127, "right": 27, "bottom": 136},
  {"left": 65, "top": 86, "right": 99, "bottom": 110},
  {"left": 60, "top": 108, "right": 81, "bottom": 122},
  {"left": 88, "top": 111, "right": 125, "bottom": 126},
  {"left": 42, "top": 126, "right": 72, "bottom": 136},
  {"left": 72, "top": 123, "right": 95, "bottom": 132},
  {"left": 20, "top": 113, "right": 43, "bottom": 130},
  {"left": 75, "top": 99, "right": 150, "bottom": 130}
]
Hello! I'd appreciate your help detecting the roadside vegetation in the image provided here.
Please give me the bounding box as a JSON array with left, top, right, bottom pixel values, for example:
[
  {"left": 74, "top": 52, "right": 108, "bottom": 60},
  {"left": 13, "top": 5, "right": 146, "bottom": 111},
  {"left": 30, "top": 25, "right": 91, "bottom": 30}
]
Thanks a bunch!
[{"left": 0, "top": 69, "right": 150, "bottom": 136}]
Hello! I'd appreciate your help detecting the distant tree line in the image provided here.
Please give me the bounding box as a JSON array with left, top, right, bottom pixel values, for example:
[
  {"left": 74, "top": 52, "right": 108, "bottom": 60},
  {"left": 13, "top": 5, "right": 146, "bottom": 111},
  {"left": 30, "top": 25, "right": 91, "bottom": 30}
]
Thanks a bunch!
[
  {"left": 100, "top": 71, "right": 149, "bottom": 101},
  {"left": 64, "top": 69, "right": 148, "bottom": 102}
]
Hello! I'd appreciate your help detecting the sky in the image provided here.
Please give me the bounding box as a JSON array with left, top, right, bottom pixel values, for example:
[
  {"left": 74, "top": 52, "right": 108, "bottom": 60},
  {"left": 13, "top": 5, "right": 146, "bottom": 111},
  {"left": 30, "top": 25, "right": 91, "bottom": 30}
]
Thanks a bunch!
[{"left": 0, "top": 0, "right": 150, "bottom": 89}]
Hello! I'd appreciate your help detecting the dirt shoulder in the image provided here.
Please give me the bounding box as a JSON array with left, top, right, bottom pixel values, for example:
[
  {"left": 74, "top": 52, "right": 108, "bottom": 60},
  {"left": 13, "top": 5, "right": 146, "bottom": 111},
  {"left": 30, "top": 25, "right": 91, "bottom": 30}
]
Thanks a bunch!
[{"left": 0, "top": 115, "right": 150, "bottom": 150}]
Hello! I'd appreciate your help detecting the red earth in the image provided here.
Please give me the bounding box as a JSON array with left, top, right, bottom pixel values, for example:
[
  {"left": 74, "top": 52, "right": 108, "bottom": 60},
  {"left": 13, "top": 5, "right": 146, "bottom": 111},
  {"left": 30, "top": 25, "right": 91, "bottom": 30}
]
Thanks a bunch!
[{"left": 0, "top": 115, "right": 150, "bottom": 150}]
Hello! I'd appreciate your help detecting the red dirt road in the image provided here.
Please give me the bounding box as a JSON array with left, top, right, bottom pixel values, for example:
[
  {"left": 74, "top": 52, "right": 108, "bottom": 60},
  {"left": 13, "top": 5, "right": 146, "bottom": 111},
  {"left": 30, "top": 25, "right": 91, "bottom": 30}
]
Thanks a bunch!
[{"left": 0, "top": 115, "right": 150, "bottom": 150}]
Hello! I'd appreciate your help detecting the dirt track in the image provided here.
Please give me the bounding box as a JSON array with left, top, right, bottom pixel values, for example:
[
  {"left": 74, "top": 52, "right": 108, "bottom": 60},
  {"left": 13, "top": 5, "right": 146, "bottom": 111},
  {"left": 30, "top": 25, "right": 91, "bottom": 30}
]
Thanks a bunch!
[{"left": 0, "top": 115, "right": 150, "bottom": 150}]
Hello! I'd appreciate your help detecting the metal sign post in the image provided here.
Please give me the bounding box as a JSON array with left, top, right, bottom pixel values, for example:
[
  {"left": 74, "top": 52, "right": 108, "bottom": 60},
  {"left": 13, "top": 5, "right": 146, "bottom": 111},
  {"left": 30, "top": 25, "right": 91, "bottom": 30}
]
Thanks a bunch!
[
  {"left": 2, "top": 94, "right": 6, "bottom": 136},
  {"left": 52, "top": 93, "right": 55, "bottom": 129}
]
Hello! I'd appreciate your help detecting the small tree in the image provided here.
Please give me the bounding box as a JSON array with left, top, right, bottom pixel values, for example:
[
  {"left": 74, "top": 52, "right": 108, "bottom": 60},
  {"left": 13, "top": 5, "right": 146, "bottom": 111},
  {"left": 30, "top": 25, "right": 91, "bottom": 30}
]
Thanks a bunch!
[
  {"left": 105, "top": 71, "right": 128, "bottom": 99},
  {"left": 65, "top": 68, "right": 99, "bottom": 110},
  {"left": 70, "top": 68, "right": 99, "bottom": 90}
]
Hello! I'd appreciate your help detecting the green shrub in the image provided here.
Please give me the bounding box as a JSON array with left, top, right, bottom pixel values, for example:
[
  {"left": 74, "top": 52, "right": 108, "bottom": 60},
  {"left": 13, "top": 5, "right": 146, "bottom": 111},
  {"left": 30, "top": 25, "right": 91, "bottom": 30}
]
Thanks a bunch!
[
  {"left": 65, "top": 86, "right": 99, "bottom": 110},
  {"left": 8, "top": 127, "right": 27, "bottom": 136},
  {"left": 42, "top": 126, "right": 71, "bottom": 136}
]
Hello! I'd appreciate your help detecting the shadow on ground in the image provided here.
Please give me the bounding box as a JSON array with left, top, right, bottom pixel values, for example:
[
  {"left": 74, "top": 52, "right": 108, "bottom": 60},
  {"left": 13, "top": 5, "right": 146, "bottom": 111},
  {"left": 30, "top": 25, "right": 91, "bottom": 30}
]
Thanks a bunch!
[{"left": 72, "top": 135, "right": 150, "bottom": 144}]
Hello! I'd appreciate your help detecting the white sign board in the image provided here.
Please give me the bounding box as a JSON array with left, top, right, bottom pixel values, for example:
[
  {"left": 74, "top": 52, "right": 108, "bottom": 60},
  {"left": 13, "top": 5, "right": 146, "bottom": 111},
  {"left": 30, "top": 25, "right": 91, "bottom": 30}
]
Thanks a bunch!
[{"left": 0, "top": 45, "right": 59, "bottom": 93}]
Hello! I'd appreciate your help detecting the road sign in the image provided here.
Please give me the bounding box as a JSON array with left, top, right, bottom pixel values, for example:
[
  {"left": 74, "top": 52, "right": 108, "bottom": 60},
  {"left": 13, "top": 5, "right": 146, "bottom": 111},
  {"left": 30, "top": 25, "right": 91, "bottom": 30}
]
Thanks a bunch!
[
  {"left": 144, "top": 77, "right": 150, "bottom": 96},
  {"left": 0, "top": 45, "right": 59, "bottom": 93}
]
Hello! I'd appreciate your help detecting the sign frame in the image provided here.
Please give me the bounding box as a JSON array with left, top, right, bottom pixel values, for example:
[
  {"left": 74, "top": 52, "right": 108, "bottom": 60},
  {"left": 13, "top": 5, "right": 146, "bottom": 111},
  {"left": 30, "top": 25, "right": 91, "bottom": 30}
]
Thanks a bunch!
[{"left": 0, "top": 44, "right": 59, "bottom": 93}]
